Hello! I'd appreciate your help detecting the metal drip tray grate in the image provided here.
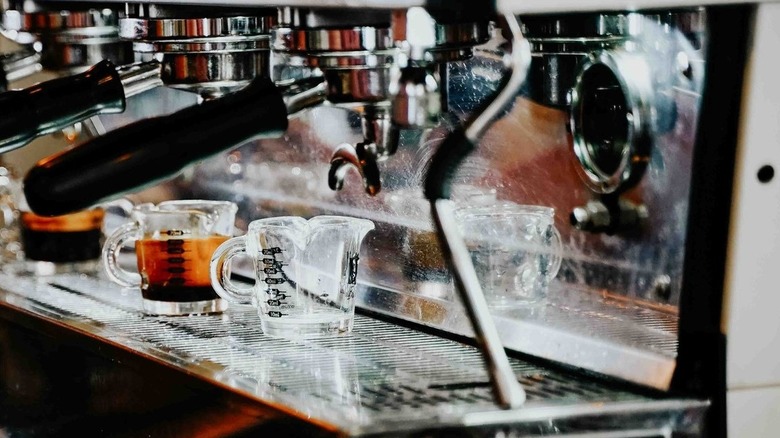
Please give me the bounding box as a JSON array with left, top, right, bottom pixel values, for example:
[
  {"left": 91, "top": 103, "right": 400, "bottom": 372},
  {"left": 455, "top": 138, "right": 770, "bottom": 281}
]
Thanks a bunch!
[
  {"left": 358, "top": 281, "right": 681, "bottom": 390},
  {"left": 0, "top": 272, "right": 706, "bottom": 436}
]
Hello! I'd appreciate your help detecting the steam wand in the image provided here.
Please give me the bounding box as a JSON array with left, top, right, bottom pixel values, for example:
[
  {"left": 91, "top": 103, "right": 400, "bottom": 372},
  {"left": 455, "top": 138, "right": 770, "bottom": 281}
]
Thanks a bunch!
[{"left": 424, "top": 14, "right": 531, "bottom": 409}]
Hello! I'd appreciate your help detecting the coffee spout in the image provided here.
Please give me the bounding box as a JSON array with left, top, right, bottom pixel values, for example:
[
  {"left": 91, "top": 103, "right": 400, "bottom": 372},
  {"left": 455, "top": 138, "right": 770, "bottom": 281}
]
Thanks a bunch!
[
  {"left": 328, "top": 143, "right": 382, "bottom": 196},
  {"left": 327, "top": 109, "right": 398, "bottom": 196}
]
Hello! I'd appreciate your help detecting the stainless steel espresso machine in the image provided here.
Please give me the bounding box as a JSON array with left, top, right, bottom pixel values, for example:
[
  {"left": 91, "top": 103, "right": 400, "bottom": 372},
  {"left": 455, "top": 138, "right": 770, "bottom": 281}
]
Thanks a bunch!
[{"left": 0, "top": 0, "right": 776, "bottom": 437}]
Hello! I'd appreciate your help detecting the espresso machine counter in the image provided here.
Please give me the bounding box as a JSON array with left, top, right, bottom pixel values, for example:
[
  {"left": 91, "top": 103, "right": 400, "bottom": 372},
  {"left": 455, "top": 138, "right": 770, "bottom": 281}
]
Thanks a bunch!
[{"left": 0, "top": 272, "right": 708, "bottom": 436}]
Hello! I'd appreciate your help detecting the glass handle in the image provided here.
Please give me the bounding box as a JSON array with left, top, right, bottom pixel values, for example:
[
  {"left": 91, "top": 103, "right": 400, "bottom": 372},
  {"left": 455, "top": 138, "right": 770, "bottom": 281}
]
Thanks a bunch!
[
  {"left": 102, "top": 222, "right": 141, "bottom": 287},
  {"left": 210, "top": 236, "right": 254, "bottom": 305},
  {"left": 548, "top": 225, "right": 563, "bottom": 278},
  {"left": 0, "top": 196, "right": 19, "bottom": 261},
  {"left": 101, "top": 197, "right": 135, "bottom": 217},
  {"left": 100, "top": 197, "right": 136, "bottom": 236}
]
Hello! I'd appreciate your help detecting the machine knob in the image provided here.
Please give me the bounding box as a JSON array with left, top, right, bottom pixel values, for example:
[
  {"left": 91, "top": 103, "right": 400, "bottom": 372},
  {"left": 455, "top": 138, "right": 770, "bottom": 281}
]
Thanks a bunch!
[{"left": 570, "top": 198, "right": 648, "bottom": 234}]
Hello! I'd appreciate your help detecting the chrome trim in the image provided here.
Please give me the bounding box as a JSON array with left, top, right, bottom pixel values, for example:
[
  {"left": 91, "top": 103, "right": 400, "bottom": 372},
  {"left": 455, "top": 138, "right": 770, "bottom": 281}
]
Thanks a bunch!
[
  {"left": 119, "top": 15, "right": 275, "bottom": 40},
  {"left": 461, "top": 399, "right": 709, "bottom": 426},
  {"left": 117, "top": 60, "right": 164, "bottom": 98},
  {"left": 520, "top": 13, "right": 634, "bottom": 38},
  {"left": 435, "top": 21, "right": 492, "bottom": 47},
  {"left": 569, "top": 49, "right": 653, "bottom": 194},
  {"left": 158, "top": 51, "right": 270, "bottom": 97},
  {"left": 273, "top": 26, "right": 393, "bottom": 53},
  {"left": 131, "top": 35, "right": 271, "bottom": 53},
  {"left": 321, "top": 67, "right": 391, "bottom": 102},
  {"left": 11, "top": 8, "right": 120, "bottom": 32},
  {"left": 0, "top": 44, "right": 41, "bottom": 82},
  {"left": 297, "top": 51, "right": 396, "bottom": 68},
  {"left": 39, "top": 38, "right": 132, "bottom": 73},
  {"left": 282, "top": 78, "right": 328, "bottom": 115}
]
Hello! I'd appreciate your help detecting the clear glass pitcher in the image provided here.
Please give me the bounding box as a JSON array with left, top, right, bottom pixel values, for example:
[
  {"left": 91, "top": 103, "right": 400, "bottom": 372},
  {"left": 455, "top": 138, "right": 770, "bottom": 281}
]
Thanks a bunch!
[
  {"left": 456, "top": 203, "right": 563, "bottom": 307},
  {"left": 102, "top": 200, "right": 238, "bottom": 316},
  {"left": 210, "top": 215, "right": 374, "bottom": 337}
]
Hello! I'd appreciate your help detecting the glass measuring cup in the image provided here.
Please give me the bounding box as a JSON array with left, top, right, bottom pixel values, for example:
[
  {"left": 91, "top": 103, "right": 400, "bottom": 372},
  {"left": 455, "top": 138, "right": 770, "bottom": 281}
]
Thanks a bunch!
[
  {"left": 102, "top": 200, "right": 238, "bottom": 316},
  {"left": 455, "top": 203, "right": 563, "bottom": 307},
  {"left": 210, "top": 215, "right": 374, "bottom": 337}
]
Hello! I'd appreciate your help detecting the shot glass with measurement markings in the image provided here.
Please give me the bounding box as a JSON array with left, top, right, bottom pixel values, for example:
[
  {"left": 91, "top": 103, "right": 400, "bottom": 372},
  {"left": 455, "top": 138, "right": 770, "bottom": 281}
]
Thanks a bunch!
[
  {"left": 102, "top": 200, "right": 238, "bottom": 316},
  {"left": 210, "top": 216, "right": 374, "bottom": 337}
]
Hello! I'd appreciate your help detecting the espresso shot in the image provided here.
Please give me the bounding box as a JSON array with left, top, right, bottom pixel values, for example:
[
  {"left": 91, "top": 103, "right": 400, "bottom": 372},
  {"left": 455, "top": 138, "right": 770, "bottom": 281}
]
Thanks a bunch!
[
  {"left": 136, "top": 235, "right": 228, "bottom": 303},
  {"left": 20, "top": 209, "right": 105, "bottom": 263}
]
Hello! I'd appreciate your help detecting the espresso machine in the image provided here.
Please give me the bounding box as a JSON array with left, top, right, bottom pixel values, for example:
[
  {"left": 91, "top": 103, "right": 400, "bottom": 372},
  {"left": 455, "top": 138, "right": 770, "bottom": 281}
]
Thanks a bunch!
[{"left": 0, "top": 0, "right": 775, "bottom": 437}]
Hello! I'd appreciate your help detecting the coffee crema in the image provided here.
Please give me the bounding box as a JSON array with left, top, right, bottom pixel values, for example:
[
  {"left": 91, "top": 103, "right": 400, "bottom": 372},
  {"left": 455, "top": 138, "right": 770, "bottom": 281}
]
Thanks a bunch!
[{"left": 136, "top": 235, "right": 228, "bottom": 303}]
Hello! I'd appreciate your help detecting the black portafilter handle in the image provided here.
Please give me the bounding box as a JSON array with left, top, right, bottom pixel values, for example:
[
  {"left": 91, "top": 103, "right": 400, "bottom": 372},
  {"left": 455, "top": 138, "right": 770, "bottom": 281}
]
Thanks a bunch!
[
  {"left": 24, "top": 76, "right": 289, "bottom": 217},
  {"left": 0, "top": 60, "right": 125, "bottom": 154},
  {"left": 0, "top": 67, "right": 6, "bottom": 93}
]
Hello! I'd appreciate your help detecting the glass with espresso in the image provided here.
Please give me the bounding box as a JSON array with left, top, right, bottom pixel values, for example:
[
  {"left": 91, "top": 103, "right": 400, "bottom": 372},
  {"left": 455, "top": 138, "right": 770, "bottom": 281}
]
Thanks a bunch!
[
  {"left": 17, "top": 198, "right": 133, "bottom": 275},
  {"left": 102, "top": 200, "right": 238, "bottom": 316},
  {"left": 21, "top": 209, "right": 105, "bottom": 263}
]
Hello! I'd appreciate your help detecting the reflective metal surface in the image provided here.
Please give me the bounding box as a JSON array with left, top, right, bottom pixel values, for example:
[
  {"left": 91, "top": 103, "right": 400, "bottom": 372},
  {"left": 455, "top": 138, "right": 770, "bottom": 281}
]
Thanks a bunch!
[
  {"left": 429, "top": 21, "right": 492, "bottom": 62},
  {"left": 273, "top": 22, "right": 400, "bottom": 195},
  {"left": 522, "top": 13, "right": 630, "bottom": 109},
  {"left": 269, "top": 9, "right": 492, "bottom": 199},
  {"left": 118, "top": 9, "right": 275, "bottom": 97},
  {"left": 320, "top": 67, "right": 391, "bottom": 103},
  {"left": 0, "top": 272, "right": 706, "bottom": 436},
  {"left": 568, "top": 13, "right": 703, "bottom": 195},
  {"left": 36, "top": 35, "right": 130, "bottom": 73},
  {"left": 160, "top": 50, "right": 269, "bottom": 97},
  {"left": 272, "top": 25, "right": 395, "bottom": 104},
  {"left": 15, "top": 8, "right": 119, "bottom": 32},
  {"left": 2, "top": 5, "right": 133, "bottom": 73},
  {"left": 569, "top": 50, "right": 654, "bottom": 194},
  {"left": 190, "top": 10, "right": 703, "bottom": 388},
  {"left": 274, "top": 27, "right": 393, "bottom": 52},
  {"left": 0, "top": 44, "right": 41, "bottom": 84},
  {"left": 116, "top": 59, "right": 163, "bottom": 98},
  {"left": 119, "top": 15, "right": 275, "bottom": 39}
]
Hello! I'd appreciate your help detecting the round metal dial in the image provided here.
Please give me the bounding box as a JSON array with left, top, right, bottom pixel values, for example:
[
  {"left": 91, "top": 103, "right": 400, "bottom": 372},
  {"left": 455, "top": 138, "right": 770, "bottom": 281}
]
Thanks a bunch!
[{"left": 569, "top": 50, "right": 653, "bottom": 194}]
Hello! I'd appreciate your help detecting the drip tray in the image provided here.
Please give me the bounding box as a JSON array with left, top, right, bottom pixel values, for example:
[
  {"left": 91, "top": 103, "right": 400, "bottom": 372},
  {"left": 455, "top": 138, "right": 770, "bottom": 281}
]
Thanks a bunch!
[{"left": 0, "top": 272, "right": 707, "bottom": 436}]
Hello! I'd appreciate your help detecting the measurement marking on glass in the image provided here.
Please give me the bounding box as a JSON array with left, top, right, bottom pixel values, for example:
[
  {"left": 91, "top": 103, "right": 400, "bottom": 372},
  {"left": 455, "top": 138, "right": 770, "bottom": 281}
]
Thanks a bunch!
[{"left": 165, "top": 238, "right": 190, "bottom": 282}]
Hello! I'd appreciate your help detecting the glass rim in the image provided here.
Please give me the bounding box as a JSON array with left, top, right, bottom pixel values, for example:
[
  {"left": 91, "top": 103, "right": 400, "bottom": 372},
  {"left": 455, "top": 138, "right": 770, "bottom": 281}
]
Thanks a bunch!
[
  {"left": 248, "top": 216, "right": 308, "bottom": 231},
  {"left": 155, "top": 199, "right": 238, "bottom": 212},
  {"left": 308, "top": 215, "right": 375, "bottom": 229},
  {"left": 455, "top": 203, "right": 555, "bottom": 218},
  {"left": 248, "top": 215, "right": 374, "bottom": 231},
  {"left": 132, "top": 199, "right": 238, "bottom": 216}
]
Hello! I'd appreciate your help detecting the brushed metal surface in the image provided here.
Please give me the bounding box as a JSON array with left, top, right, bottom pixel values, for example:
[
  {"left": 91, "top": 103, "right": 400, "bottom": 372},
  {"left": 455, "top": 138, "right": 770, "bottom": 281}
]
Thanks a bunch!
[{"left": 0, "top": 271, "right": 705, "bottom": 436}]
